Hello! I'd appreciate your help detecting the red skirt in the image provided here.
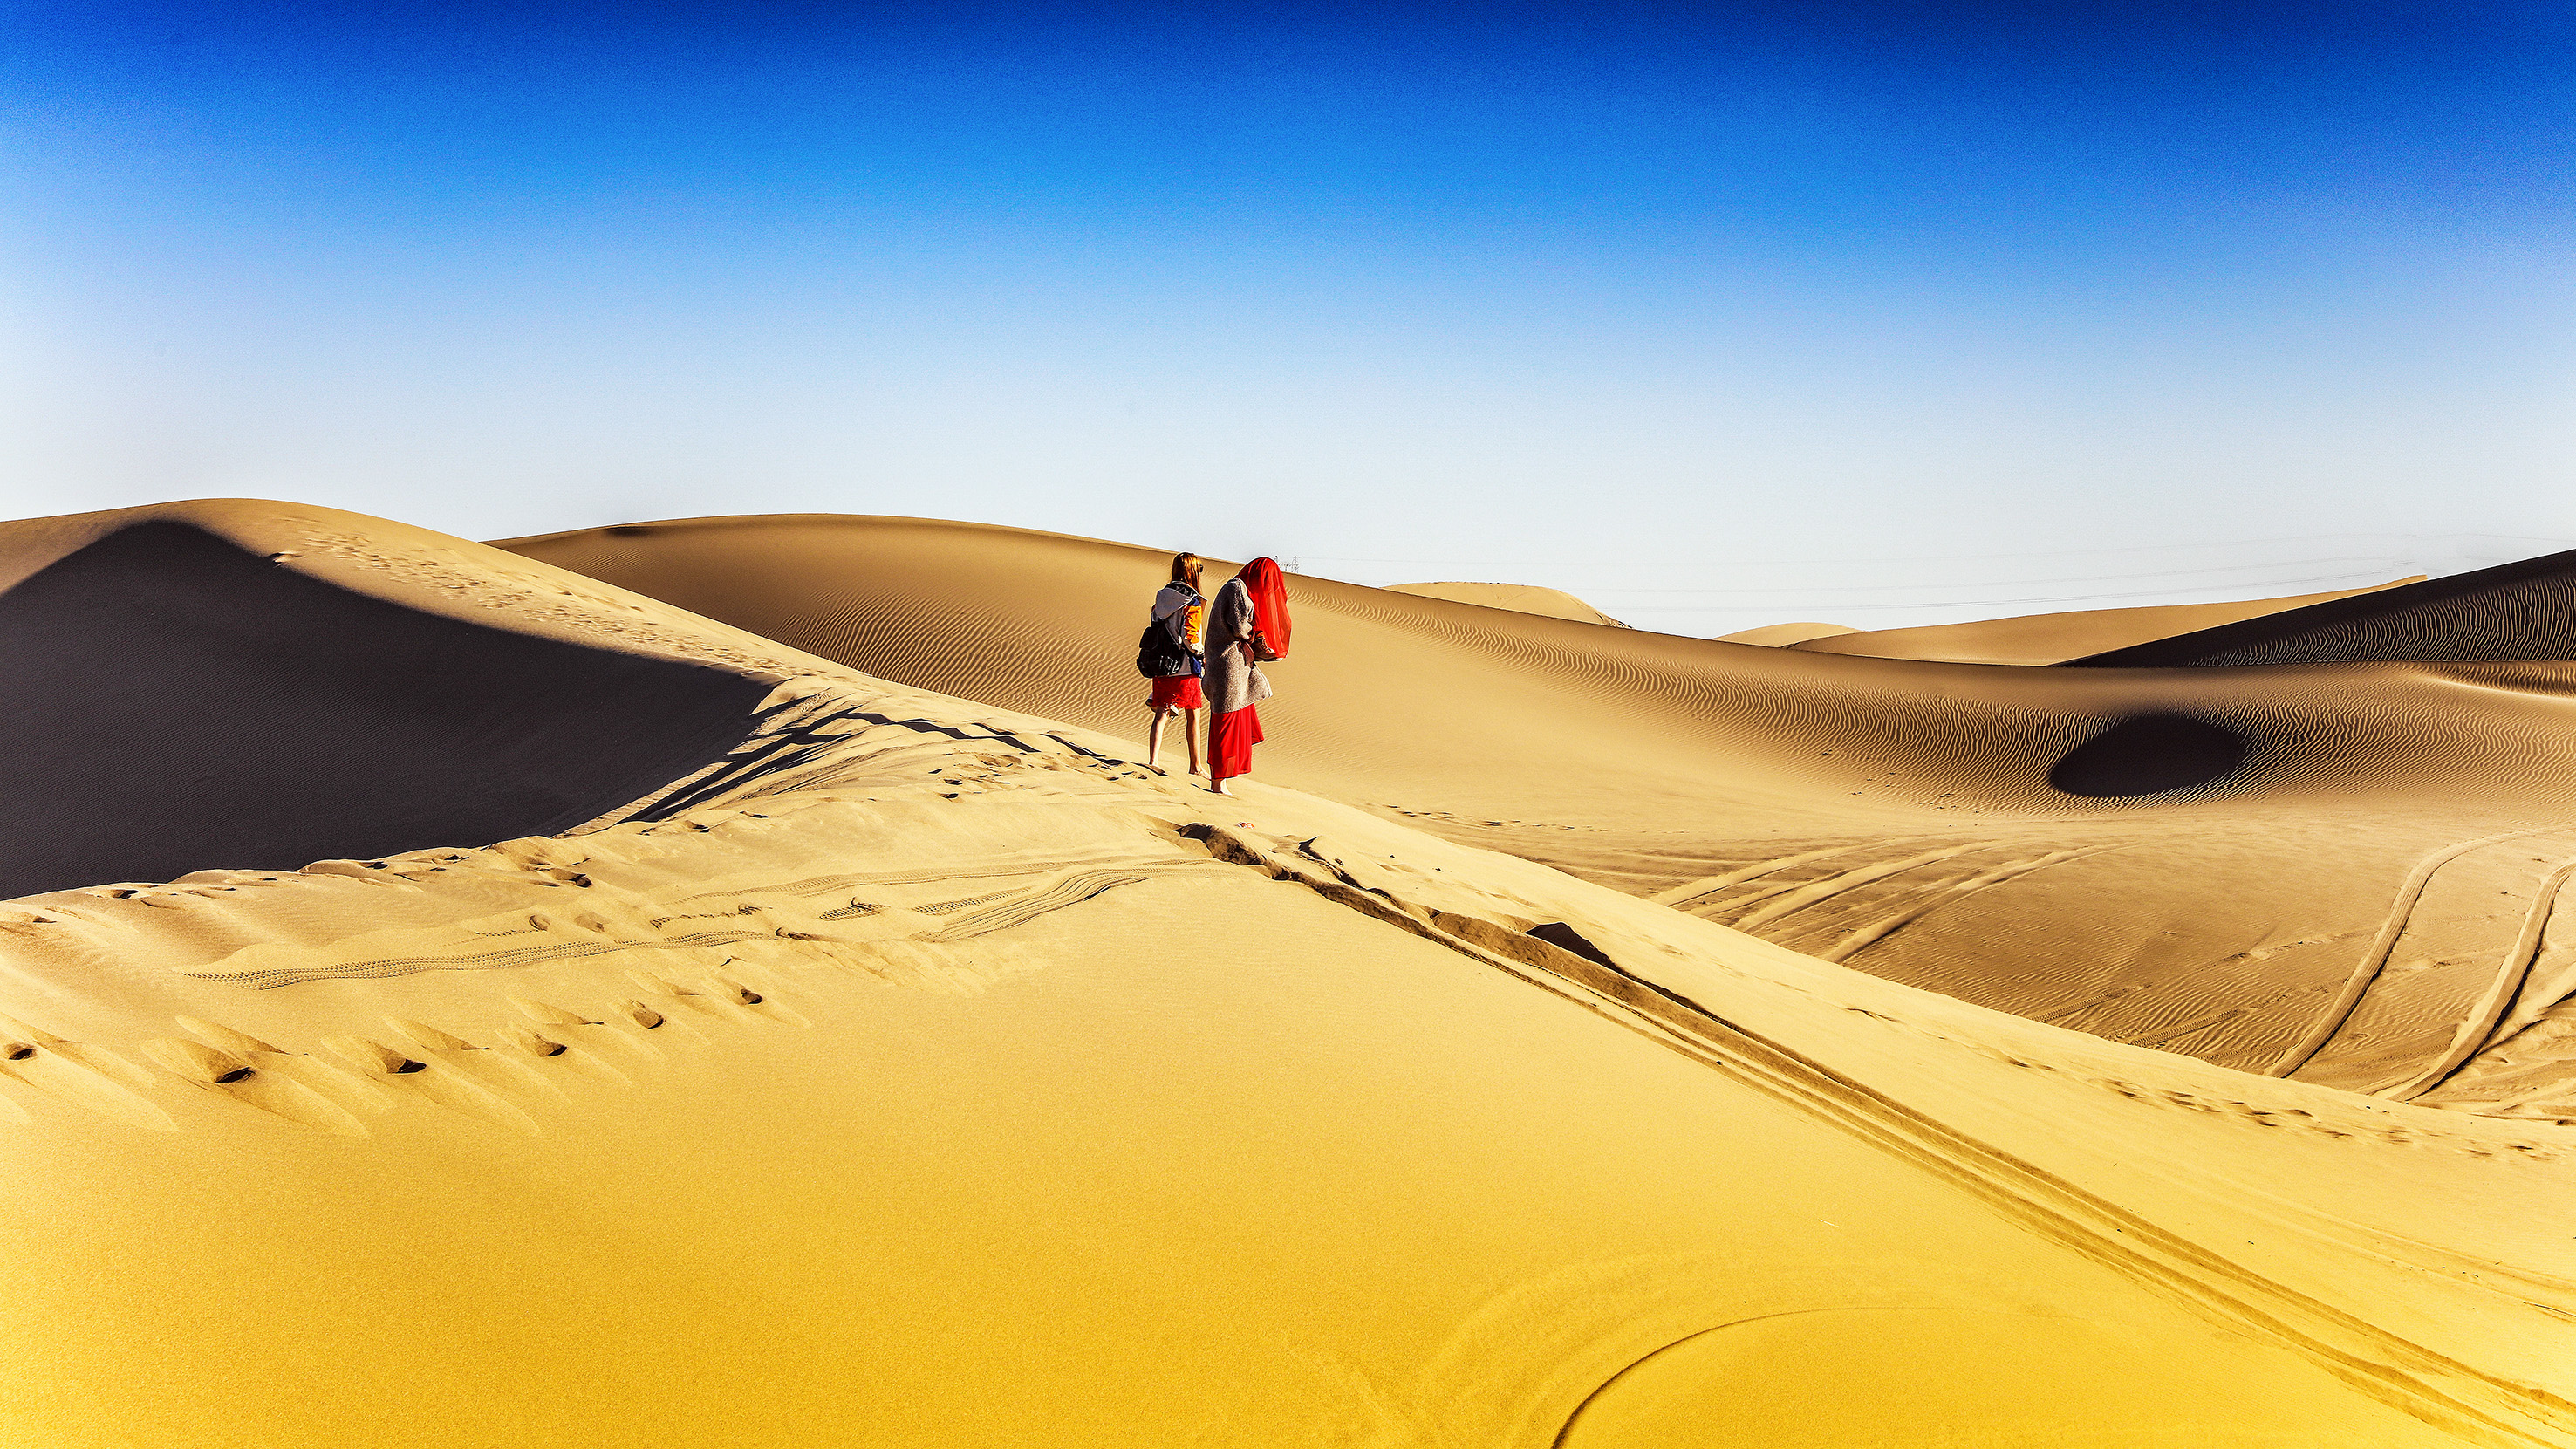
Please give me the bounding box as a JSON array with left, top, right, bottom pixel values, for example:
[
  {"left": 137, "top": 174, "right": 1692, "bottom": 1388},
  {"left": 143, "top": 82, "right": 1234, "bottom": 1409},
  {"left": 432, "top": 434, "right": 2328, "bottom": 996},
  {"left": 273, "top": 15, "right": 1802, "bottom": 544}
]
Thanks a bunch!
[
  {"left": 1149, "top": 675, "right": 1204, "bottom": 709},
  {"left": 1211, "top": 704, "right": 1263, "bottom": 780}
]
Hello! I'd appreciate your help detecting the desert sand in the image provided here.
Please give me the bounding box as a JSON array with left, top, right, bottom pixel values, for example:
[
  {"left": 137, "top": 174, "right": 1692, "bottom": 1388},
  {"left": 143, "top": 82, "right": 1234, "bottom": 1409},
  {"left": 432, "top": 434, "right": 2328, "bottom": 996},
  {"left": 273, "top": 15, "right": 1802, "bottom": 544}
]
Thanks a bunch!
[
  {"left": 1388, "top": 579, "right": 1631, "bottom": 626},
  {"left": 1713, "top": 620, "right": 1857, "bottom": 646},
  {"left": 1785, "top": 578, "right": 2422, "bottom": 666},
  {"left": 3, "top": 501, "right": 2574, "bottom": 1446}
]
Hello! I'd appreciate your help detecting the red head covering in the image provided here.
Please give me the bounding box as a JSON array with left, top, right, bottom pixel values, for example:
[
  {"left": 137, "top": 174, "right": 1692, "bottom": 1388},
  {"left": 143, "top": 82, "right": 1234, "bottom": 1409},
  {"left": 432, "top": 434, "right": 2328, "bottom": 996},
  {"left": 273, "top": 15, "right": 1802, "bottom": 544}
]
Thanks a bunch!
[{"left": 1239, "top": 557, "right": 1292, "bottom": 659}]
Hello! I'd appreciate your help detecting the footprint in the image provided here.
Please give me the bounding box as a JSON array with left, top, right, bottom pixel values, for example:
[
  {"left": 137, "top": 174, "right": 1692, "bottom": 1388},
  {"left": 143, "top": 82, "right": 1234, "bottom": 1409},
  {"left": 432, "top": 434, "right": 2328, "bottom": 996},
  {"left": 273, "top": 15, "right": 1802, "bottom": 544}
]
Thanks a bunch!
[
  {"left": 0, "top": 1010, "right": 175, "bottom": 1131},
  {"left": 174, "top": 1017, "right": 391, "bottom": 1118},
  {"left": 628, "top": 969, "right": 761, "bottom": 1024},
  {"left": 510, "top": 999, "right": 662, "bottom": 1062},
  {"left": 495, "top": 1024, "right": 633, "bottom": 1085},
  {"left": 141, "top": 1036, "right": 359, "bottom": 1136},
  {"left": 714, "top": 974, "right": 812, "bottom": 1028},
  {"left": 325, "top": 1036, "right": 539, "bottom": 1135},
  {"left": 386, "top": 1019, "right": 564, "bottom": 1099}
]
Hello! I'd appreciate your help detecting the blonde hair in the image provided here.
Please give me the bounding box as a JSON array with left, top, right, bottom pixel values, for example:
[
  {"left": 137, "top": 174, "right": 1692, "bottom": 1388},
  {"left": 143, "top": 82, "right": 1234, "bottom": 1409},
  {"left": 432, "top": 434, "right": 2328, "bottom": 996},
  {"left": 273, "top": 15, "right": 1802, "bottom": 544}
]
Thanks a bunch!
[{"left": 1170, "top": 552, "right": 1204, "bottom": 590}]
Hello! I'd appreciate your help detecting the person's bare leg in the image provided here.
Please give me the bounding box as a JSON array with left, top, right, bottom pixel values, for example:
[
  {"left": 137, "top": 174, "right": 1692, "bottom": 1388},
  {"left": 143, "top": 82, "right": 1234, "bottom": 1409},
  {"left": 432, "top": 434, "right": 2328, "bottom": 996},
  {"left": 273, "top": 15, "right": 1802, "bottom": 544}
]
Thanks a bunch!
[
  {"left": 1145, "top": 705, "right": 1169, "bottom": 775},
  {"left": 1185, "top": 707, "right": 1206, "bottom": 776}
]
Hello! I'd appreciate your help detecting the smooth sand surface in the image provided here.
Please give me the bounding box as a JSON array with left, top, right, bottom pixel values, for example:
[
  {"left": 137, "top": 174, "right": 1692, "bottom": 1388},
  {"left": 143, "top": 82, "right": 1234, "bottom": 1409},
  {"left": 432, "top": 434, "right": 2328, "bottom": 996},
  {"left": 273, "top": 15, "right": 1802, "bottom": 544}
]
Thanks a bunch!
[
  {"left": 1787, "top": 578, "right": 2422, "bottom": 665},
  {"left": 1388, "top": 579, "right": 1630, "bottom": 625},
  {"left": 4, "top": 501, "right": 2575, "bottom": 1446}
]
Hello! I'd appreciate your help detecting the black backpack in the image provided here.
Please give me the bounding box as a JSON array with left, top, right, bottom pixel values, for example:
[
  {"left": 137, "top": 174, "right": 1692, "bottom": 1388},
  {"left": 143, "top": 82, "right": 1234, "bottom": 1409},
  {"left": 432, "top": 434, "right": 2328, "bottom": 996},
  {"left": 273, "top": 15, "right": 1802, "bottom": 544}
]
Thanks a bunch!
[{"left": 1136, "top": 588, "right": 1199, "bottom": 678}]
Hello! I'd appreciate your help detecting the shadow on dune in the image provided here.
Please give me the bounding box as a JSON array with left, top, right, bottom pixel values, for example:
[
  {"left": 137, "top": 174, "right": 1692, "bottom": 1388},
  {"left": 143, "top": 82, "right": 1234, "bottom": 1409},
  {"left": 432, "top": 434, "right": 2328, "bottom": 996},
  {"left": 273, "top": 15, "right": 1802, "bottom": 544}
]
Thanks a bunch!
[
  {"left": 0, "top": 522, "right": 767, "bottom": 899},
  {"left": 2064, "top": 547, "right": 2576, "bottom": 666},
  {"left": 2047, "top": 714, "right": 2248, "bottom": 798}
]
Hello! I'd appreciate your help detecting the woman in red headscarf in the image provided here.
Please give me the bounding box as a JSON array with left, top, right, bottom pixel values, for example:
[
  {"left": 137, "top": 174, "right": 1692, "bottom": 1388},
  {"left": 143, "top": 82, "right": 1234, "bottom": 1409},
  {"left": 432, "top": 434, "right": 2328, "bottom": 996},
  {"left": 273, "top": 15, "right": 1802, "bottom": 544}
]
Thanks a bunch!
[{"left": 1203, "top": 557, "right": 1291, "bottom": 796}]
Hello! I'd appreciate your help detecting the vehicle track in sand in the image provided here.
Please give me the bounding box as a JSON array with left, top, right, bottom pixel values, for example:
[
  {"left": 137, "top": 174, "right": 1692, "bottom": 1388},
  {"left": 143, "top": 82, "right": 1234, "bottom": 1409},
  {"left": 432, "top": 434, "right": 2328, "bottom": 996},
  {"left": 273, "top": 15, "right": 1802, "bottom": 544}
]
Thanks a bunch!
[{"left": 2270, "top": 825, "right": 2576, "bottom": 1088}]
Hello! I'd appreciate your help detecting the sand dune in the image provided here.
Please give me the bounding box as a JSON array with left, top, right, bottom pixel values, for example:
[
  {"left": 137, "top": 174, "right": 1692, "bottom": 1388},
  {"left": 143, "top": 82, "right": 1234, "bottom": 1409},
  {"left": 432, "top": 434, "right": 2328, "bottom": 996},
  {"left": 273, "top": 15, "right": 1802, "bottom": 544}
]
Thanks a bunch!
[
  {"left": 1387, "top": 580, "right": 1630, "bottom": 626},
  {"left": 501, "top": 515, "right": 2576, "bottom": 1111},
  {"left": 5, "top": 499, "right": 2576, "bottom": 1445},
  {"left": 1713, "top": 620, "right": 1856, "bottom": 646},
  {"left": 2070, "top": 549, "right": 2576, "bottom": 666},
  {"left": 1784, "top": 578, "right": 2421, "bottom": 665},
  {"left": 0, "top": 520, "right": 766, "bottom": 899}
]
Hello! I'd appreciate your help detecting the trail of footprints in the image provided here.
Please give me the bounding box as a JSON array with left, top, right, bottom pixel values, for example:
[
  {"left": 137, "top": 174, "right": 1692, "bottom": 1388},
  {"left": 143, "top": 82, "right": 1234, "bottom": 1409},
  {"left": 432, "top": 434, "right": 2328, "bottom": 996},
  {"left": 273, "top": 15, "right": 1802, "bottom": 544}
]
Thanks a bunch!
[
  {"left": 2, "top": 848, "right": 1222, "bottom": 1136},
  {"left": 0, "top": 957, "right": 850, "bottom": 1138},
  {"left": 0, "top": 685, "right": 1236, "bottom": 1138}
]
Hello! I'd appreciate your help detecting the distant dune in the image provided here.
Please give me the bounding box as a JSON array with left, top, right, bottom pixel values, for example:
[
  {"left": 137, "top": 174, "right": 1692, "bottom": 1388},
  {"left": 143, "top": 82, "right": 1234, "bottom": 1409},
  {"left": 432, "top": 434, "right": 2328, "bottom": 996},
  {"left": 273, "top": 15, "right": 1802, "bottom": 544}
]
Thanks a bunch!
[
  {"left": 1388, "top": 579, "right": 1630, "bottom": 626},
  {"left": 1713, "top": 620, "right": 1857, "bottom": 646},
  {"left": 2068, "top": 549, "right": 2576, "bottom": 666},
  {"left": 1785, "top": 579, "right": 2422, "bottom": 666},
  {"left": 3, "top": 500, "right": 2573, "bottom": 1446}
]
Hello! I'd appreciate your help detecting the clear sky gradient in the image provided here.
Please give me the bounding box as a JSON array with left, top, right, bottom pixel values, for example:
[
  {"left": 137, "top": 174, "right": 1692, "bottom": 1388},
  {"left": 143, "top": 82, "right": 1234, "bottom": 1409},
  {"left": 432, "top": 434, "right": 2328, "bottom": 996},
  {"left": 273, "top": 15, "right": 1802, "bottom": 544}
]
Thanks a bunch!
[{"left": 6, "top": 2, "right": 2570, "bottom": 634}]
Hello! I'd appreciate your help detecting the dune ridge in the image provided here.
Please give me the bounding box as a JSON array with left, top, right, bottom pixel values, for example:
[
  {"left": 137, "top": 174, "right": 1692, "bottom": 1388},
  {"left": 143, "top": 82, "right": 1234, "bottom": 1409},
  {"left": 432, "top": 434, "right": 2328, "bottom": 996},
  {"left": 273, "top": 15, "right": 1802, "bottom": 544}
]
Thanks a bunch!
[
  {"left": 0, "top": 520, "right": 768, "bottom": 899},
  {"left": 1713, "top": 620, "right": 1856, "bottom": 646},
  {"left": 1387, "top": 580, "right": 1630, "bottom": 626},
  {"left": 2068, "top": 550, "right": 2576, "bottom": 666},
  {"left": 1785, "top": 578, "right": 2422, "bottom": 665}
]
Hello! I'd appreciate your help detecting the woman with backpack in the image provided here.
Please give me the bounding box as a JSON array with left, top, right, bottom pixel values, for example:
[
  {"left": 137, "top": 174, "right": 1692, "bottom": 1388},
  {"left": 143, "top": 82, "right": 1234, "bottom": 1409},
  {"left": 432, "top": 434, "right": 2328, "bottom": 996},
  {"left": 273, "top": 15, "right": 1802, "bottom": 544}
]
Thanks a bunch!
[
  {"left": 1203, "top": 557, "right": 1291, "bottom": 796},
  {"left": 1141, "top": 552, "right": 1207, "bottom": 776}
]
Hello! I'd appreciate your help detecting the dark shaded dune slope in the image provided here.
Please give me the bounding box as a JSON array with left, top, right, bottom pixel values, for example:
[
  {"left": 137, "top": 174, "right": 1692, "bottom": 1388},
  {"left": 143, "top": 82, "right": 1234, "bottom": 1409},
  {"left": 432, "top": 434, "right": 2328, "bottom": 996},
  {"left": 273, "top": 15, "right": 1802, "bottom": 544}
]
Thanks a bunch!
[
  {"left": 0, "top": 522, "right": 769, "bottom": 899},
  {"left": 2067, "top": 549, "right": 2576, "bottom": 666}
]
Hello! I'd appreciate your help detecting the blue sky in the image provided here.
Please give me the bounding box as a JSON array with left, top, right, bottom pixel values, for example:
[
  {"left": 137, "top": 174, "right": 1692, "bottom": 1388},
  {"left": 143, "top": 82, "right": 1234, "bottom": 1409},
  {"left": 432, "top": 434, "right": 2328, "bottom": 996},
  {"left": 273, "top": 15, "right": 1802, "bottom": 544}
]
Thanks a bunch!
[{"left": 6, "top": 2, "right": 2570, "bottom": 633}]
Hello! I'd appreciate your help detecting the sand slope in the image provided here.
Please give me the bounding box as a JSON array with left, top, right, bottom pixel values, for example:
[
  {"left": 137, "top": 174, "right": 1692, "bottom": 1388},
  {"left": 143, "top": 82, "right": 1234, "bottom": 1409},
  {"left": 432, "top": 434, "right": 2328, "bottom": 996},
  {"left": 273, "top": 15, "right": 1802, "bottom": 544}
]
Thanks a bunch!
[
  {"left": 497, "top": 516, "right": 2576, "bottom": 1114},
  {"left": 1714, "top": 620, "right": 1856, "bottom": 646},
  {"left": 2, "top": 500, "right": 2573, "bottom": 1446},
  {"left": 2070, "top": 550, "right": 2576, "bottom": 666},
  {"left": 1388, "top": 580, "right": 1630, "bottom": 626},
  {"left": 1787, "top": 578, "right": 2420, "bottom": 666},
  {"left": 0, "top": 520, "right": 766, "bottom": 899}
]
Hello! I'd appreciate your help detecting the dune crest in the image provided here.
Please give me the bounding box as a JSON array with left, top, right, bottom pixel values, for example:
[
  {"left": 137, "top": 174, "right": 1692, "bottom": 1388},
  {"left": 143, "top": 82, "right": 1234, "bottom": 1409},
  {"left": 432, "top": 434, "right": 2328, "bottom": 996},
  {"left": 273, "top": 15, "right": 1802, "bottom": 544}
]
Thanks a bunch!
[
  {"left": 1786, "top": 578, "right": 2422, "bottom": 665},
  {"left": 1714, "top": 620, "right": 1856, "bottom": 646},
  {"left": 1388, "top": 579, "right": 1630, "bottom": 626},
  {"left": 2069, "top": 549, "right": 2576, "bottom": 666},
  {"left": 0, "top": 519, "right": 766, "bottom": 899}
]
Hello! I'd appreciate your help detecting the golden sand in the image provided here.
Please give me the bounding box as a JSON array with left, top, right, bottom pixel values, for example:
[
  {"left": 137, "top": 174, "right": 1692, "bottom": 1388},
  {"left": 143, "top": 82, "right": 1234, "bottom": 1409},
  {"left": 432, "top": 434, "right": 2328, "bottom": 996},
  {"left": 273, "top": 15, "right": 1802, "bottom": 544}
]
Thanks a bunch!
[
  {"left": 0, "top": 501, "right": 2571, "bottom": 1446},
  {"left": 1387, "top": 579, "right": 1631, "bottom": 626},
  {"left": 1790, "top": 578, "right": 2424, "bottom": 665}
]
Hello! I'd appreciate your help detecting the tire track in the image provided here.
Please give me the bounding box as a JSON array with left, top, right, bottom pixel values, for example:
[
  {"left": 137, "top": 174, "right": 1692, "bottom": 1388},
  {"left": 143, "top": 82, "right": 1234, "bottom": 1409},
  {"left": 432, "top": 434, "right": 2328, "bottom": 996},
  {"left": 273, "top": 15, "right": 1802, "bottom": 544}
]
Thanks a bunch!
[
  {"left": 2268, "top": 824, "right": 2576, "bottom": 1080},
  {"left": 2380, "top": 860, "right": 2576, "bottom": 1101}
]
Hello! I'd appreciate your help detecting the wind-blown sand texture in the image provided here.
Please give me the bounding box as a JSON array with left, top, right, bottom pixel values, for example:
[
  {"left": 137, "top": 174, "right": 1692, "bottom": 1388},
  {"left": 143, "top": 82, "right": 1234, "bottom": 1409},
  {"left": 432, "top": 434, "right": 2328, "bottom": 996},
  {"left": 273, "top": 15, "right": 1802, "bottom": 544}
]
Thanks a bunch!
[
  {"left": 5, "top": 500, "right": 2576, "bottom": 1446},
  {"left": 1388, "top": 579, "right": 1630, "bottom": 626},
  {"left": 1787, "top": 578, "right": 2422, "bottom": 666}
]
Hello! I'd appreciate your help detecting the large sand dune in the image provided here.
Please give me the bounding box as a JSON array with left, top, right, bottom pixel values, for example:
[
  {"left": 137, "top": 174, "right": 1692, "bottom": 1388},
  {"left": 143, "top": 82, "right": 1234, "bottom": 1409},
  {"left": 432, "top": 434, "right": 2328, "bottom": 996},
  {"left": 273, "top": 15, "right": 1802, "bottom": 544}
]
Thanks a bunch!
[
  {"left": 1784, "top": 578, "right": 2421, "bottom": 665},
  {"left": 2070, "top": 548, "right": 2576, "bottom": 666},
  {"left": 502, "top": 514, "right": 2576, "bottom": 1111},
  {"left": 4, "top": 499, "right": 2575, "bottom": 1446},
  {"left": 0, "top": 520, "right": 766, "bottom": 899}
]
